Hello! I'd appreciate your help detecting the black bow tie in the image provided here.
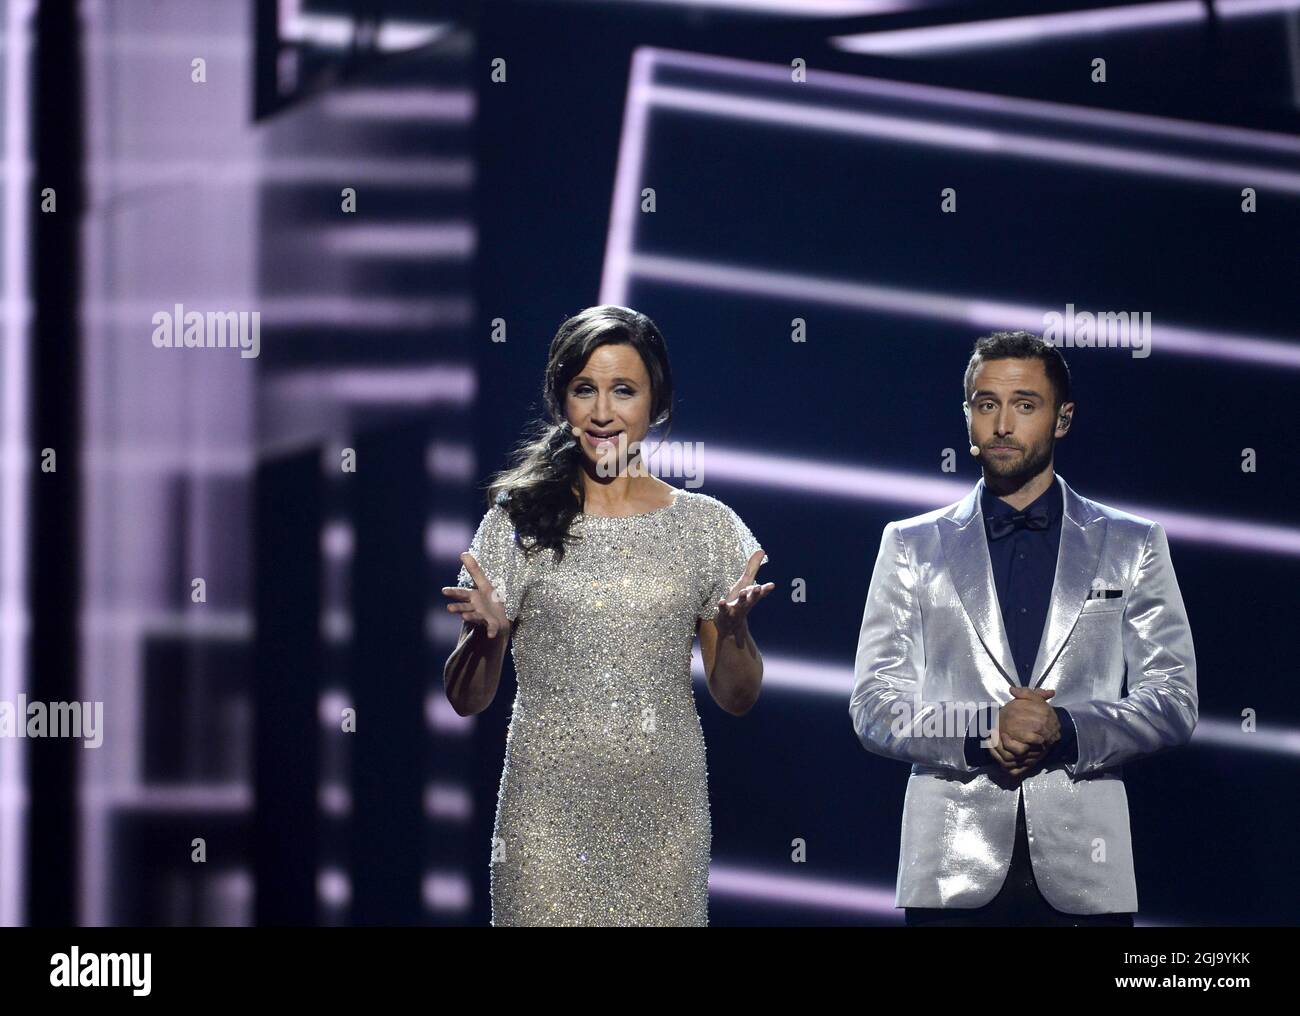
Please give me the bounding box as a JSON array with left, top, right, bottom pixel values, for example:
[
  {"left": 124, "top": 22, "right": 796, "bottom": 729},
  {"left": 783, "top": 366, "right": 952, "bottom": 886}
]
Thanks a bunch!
[{"left": 986, "top": 503, "right": 1051, "bottom": 541}]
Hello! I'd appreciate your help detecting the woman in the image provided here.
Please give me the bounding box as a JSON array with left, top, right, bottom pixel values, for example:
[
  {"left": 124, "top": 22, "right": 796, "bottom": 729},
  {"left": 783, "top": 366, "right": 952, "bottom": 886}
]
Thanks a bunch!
[{"left": 440, "top": 305, "right": 772, "bottom": 927}]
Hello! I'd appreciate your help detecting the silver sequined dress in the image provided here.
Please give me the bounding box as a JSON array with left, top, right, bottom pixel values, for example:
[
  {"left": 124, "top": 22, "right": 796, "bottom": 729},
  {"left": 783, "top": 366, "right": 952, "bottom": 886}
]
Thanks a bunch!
[{"left": 455, "top": 488, "right": 765, "bottom": 926}]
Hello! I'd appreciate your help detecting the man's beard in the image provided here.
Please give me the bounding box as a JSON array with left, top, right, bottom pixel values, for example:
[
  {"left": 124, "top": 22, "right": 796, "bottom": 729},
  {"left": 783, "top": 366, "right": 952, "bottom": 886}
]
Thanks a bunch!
[{"left": 981, "top": 435, "right": 1053, "bottom": 485}]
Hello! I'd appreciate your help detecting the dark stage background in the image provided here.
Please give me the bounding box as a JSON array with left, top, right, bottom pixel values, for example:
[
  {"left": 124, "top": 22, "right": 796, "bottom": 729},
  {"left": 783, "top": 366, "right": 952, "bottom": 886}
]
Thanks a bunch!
[{"left": 6, "top": 0, "right": 1296, "bottom": 928}]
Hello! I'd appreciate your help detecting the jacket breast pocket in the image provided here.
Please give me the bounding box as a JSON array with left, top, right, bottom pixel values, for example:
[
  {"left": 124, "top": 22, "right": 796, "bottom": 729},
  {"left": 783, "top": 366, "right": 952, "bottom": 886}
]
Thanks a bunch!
[{"left": 1079, "top": 595, "right": 1124, "bottom": 615}]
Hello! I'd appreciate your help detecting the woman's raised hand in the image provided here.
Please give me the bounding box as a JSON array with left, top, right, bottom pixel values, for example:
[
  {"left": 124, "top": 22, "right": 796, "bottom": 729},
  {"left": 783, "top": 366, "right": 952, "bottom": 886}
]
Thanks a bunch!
[
  {"left": 441, "top": 553, "right": 510, "bottom": 638},
  {"left": 713, "top": 549, "right": 774, "bottom": 640}
]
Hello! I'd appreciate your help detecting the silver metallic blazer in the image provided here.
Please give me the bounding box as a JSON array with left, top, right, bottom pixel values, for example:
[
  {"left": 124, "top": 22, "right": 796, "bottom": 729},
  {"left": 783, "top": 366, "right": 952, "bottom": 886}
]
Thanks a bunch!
[{"left": 850, "top": 472, "right": 1197, "bottom": 913}]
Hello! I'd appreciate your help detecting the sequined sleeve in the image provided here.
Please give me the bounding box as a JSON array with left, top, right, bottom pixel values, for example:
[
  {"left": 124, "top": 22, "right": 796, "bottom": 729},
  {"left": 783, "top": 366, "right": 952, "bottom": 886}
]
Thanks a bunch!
[
  {"left": 697, "top": 500, "right": 768, "bottom": 622},
  {"left": 456, "top": 505, "right": 529, "bottom": 622}
]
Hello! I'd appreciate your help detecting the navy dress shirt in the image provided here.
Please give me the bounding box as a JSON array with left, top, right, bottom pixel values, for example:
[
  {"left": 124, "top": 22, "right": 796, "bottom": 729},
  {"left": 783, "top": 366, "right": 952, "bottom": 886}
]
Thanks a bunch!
[{"left": 963, "top": 479, "right": 1078, "bottom": 768}]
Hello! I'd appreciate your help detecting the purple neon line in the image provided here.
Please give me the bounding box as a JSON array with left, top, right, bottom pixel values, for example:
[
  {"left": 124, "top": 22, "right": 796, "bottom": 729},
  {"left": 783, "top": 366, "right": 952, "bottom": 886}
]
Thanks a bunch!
[
  {"left": 1191, "top": 717, "right": 1300, "bottom": 755},
  {"left": 629, "top": 253, "right": 1300, "bottom": 372},
  {"left": 0, "top": 0, "right": 32, "bottom": 930},
  {"left": 321, "top": 87, "right": 475, "bottom": 122},
  {"left": 82, "top": 607, "right": 251, "bottom": 638},
  {"left": 320, "top": 223, "right": 475, "bottom": 258},
  {"left": 652, "top": 445, "right": 966, "bottom": 505},
  {"left": 646, "top": 47, "right": 1300, "bottom": 156},
  {"left": 318, "top": 868, "right": 350, "bottom": 906},
  {"left": 1217, "top": 0, "right": 1300, "bottom": 14},
  {"left": 89, "top": 157, "right": 472, "bottom": 188},
  {"left": 600, "top": 47, "right": 656, "bottom": 307},
  {"left": 639, "top": 83, "right": 1300, "bottom": 195},
  {"left": 82, "top": 785, "right": 254, "bottom": 810},
  {"left": 80, "top": 0, "right": 115, "bottom": 926},
  {"left": 571, "top": 0, "right": 917, "bottom": 13},
  {"left": 427, "top": 518, "right": 475, "bottom": 560},
  {"left": 714, "top": 864, "right": 1178, "bottom": 924},
  {"left": 281, "top": 13, "right": 446, "bottom": 52},
  {"left": 641, "top": 441, "right": 1300, "bottom": 557},
  {"left": 279, "top": 0, "right": 302, "bottom": 37},
  {"left": 709, "top": 864, "right": 900, "bottom": 915},
  {"left": 271, "top": 366, "right": 476, "bottom": 404},
  {"left": 692, "top": 649, "right": 868, "bottom": 695},
  {"left": 427, "top": 692, "right": 475, "bottom": 735},
  {"left": 422, "top": 871, "right": 472, "bottom": 911},
  {"left": 425, "top": 783, "right": 473, "bottom": 821},
  {"left": 90, "top": 296, "right": 472, "bottom": 329},
  {"left": 1125, "top": 503, "right": 1300, "bottom": 557},
  {"left": 682, "top": 444, "right": 1300, "bottom": 556},
  {"left": 606, "top": 51, "right": 1300, "bottom": 368},
  {"left": 831, "top": 1, "right": 1205, "bottom": 55},
  {"left": 712, "top": 865, "right": 1178, "bottom": 923},
  {"left": 253, "top": 296, "right": 473, "bottom": 328},
  {"left": 690, "top": 655, "right": 1299, "bottom": 754}
]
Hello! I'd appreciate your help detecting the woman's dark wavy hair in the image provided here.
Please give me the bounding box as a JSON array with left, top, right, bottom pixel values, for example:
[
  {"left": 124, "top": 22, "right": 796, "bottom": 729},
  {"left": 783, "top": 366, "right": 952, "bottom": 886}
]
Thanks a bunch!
[{"left": 484, "top": 305, "right": 674, "bottom": 563}]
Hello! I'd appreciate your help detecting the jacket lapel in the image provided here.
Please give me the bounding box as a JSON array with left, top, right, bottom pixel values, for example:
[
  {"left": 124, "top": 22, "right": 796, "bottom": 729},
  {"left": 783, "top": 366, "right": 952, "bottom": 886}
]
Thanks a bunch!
[
  {"left": 938, "top": 477, "right": 1018, "bottom": 685},
  {"left": 1029, "top": 473, "right": 1107, "bottom": 688}
]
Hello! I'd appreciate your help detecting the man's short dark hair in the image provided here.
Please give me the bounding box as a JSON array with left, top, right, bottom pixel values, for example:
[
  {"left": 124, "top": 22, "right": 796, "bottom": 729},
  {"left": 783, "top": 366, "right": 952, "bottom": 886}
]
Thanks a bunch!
[{"left": 963, "top": 330, "right": 1072, "bottom": 411}]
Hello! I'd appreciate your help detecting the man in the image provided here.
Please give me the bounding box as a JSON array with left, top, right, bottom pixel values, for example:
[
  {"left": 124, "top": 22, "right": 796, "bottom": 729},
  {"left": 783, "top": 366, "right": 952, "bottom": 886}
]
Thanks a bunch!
[{"left": 849, "top": 330, "right": 1197, "bottom": 926}]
